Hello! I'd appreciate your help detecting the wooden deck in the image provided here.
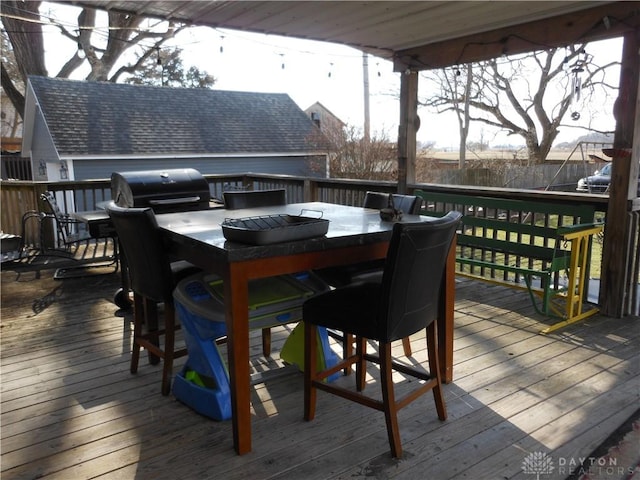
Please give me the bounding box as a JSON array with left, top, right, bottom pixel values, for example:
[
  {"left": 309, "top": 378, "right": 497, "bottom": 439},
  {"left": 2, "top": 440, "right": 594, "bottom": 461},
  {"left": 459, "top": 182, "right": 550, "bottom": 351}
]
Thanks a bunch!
[{"left": 1, "top": 268, "right": 638, "bottom": 480}]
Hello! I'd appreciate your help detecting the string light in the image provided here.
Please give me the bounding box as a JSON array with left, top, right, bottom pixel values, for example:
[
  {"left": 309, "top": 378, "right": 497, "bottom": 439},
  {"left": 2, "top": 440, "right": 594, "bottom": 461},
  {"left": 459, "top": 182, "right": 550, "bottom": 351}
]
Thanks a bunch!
[
  {"left": 7, "top": 7, "right": 397, "bottom": 87},
  {"left": 76, "top": 41, "right": 85, "bottom": 59},
  {"left": 5, "top": 5, "right": 634, "bottom": 73}
]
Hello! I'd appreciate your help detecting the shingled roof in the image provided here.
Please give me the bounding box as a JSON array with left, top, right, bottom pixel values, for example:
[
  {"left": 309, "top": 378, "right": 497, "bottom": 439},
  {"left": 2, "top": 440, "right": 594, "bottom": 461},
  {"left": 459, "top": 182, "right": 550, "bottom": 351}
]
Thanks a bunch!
[{"left": 26, "top": 76, "right": 327, "bottom": 157}]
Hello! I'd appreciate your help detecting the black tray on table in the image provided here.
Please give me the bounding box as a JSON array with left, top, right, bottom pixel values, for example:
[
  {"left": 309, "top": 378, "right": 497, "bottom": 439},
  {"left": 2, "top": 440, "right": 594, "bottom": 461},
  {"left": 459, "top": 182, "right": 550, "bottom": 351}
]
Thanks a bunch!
[{"left": 221, "top": 213, "right": 329, "bottom": 245}]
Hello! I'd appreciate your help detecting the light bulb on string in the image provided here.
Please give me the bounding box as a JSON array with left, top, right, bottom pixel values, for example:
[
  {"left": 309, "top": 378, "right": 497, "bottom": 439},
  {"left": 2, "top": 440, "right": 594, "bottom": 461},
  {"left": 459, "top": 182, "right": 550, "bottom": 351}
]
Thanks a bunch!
[
  {"left": 376, "top": 62, "right": 381, "bottom": 77},
  {"left": 580, "top": 48, "right": 588, "bottom": 63},
  {"left": 77, "top": 41, "right": 86, "bottom": 59},
  {"left": 279, "top": 53, "right": 285, "bottom": 70},
  {"left": 75, "top": 28, "right": 86, "bottom": 59},
  {"left": 219, "top": 35, "right": 224, "bottom": 54},
  {"left": 328, "top": 62, "right": 333, "bottom": 78}
]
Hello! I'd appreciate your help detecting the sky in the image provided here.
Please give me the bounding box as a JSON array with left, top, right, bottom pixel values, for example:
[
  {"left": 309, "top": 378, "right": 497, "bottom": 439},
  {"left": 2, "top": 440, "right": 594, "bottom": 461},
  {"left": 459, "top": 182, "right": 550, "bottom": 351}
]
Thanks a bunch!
[
  {"left": 177, "top": 26, "right": 403, "bottom": 138},
  {"left": 38, "top": 2, "right": 623, "bottom": 150}
]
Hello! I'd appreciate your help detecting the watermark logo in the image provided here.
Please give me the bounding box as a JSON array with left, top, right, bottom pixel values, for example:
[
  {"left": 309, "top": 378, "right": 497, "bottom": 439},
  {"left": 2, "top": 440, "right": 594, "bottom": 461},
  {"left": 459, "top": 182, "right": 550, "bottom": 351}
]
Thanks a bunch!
[
  {"left": 522, "top": 451, "right": 634, "bottom": 478},
  {"left": 522, "top": 451, "right": 554, "bottom": 479}
]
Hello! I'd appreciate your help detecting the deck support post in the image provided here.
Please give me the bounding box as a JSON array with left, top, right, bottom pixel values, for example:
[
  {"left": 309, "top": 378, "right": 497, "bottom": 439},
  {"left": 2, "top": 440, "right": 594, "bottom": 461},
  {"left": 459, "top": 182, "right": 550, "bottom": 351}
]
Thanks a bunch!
[
  {"left": 398, "top": 70, "right": 418, "bottom": 194},
  {"left": 600, "top": 30, "right": 640, "bottom": 317}
]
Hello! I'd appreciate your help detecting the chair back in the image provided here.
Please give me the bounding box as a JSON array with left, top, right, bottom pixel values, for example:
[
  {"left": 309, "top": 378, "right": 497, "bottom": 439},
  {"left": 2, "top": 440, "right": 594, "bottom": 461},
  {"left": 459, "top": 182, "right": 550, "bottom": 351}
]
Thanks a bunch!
[
  {"left": 223, "top": 189, "right": 287, "bottom": 210},
  {"left": 107, "top": 203, "right": 174, "bottom": 302},
  {"left": 41, "top": 191, "right": 65, "bottom": 219},
  {"left": 363, "top": 191, "right": 422, "bottom": 214},
  {"left": 40, "top": 191, "right": 75, "bottom": 245},
  {"left": 378, "top": 211, "right": 461, "bottom": 342}
]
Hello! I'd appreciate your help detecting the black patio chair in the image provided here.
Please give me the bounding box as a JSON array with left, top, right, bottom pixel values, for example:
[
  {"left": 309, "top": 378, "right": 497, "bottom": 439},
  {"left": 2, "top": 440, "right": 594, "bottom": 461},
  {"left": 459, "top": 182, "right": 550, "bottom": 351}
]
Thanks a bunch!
[
  {"left": 222, "top": 188, "right": 287, "bottom": 210},
  {"left": 303, "top": 211, "right": 461, "bottom": 458},
  {"left": 316, "top": 191, "right": 423, "bottom": 362},
  {"left": 360, "top": 191, "right": 423, "bottom": 216},
  {"left": 1, "top": 193, "right": 118, "bottom": 279},
  {"left": 40, "top": 191, "right": 92, "bottom": 248},
  {"left": 316, "top": 191, "right": 423, "bottom": 287},
  {"left": 0, "top": 211, "right": 48, "bottom": 278},
  {"left": 107, "top": 203, "right": 200, "bottom": 395},
  {"left": 38, "top": 191, "right": 119, "bottom": 278}
]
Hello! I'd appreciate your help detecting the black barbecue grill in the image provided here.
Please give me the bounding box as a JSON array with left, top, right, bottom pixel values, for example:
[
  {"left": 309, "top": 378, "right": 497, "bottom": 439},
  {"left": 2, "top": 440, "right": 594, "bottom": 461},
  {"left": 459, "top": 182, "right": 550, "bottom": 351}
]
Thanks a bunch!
[
  {"left": 111, "top": 168, "right": 211, "bottom": 213},
  {"left": 107, "top": 168, "right": 212, "bottom": 310}
]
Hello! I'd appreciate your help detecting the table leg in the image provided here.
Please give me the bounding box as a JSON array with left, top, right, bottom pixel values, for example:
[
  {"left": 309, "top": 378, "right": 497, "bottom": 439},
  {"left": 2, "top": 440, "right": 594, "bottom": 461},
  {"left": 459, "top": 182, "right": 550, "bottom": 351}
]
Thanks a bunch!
[
  {"left": 438, "top": 238, "right": 456, "bottom": 384},
  {"left": 224, "top": 264, "right": 252, "bottom": 454}
]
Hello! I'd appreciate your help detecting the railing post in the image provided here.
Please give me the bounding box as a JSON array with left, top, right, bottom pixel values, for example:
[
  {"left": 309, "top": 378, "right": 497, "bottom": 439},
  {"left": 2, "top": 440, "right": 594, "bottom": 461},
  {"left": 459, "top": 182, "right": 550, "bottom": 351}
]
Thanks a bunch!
[
  {"left": 304, "top": 179, "right": 317, "bottom": 202},
  {"left": 242, "top": 175, "right": 253, "bottom": 190}
]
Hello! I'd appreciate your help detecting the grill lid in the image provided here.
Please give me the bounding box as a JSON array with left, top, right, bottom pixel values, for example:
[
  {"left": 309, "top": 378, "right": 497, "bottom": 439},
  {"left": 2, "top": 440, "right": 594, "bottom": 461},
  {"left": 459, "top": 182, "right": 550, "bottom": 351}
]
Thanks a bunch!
[{"left": 111, "top": 168, "right": 210, "bottom": 212}]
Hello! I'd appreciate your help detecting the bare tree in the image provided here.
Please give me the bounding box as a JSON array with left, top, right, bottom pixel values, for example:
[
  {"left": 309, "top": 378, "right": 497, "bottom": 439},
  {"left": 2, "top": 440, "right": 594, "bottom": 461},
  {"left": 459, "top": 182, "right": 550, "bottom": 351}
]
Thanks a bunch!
[
  {"left": 423, "top": 64, "right": 473, "bottom": 168},
  {"left": 1, "top": 29, "right": 23, "bottom": 136},
  {"left": 420, "top": 45, "right": 618, "bottom": 164},
  {"left": 1, "top": 1, "right": 198, "bottom": 118},
  {"left": 1, "top": 1, "right": 46, "bottom": 115},
  {"left": 324, "top": 125, "right": 398, "bottom": 180}
]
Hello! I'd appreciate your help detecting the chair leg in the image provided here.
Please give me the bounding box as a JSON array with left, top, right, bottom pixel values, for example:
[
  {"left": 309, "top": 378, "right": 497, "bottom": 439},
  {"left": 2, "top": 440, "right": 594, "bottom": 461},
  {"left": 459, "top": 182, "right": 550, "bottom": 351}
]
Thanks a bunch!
[
  {"left": 379, "top": 342, "right": 402, "bottom": 458},
  {"left": 327, "top": 329, "right": 351, "bottom": 375},
  {"left": 401, "top": 336, "right": 412, "bottom": 357},
  {"left": 161, "top": 303, "right": 176, "bottom": 396},
  {"left": 343, "top": 332, "right": 353, "bottom": 375},
  {"left": 304, "top": 321, "right": 318, "bottom": 421},
  {"left": 426, "top": 322, "right": 447, "bottom": 421},
  {"left": 355, "top": 336, "right": 367, "bottom": 391},
  {"left": 343, "top": 335, "right": 410, "bottom": 373},
  {"left": 145, "top": 299, "right": 161, "bottom": 365},
  {"left": 130, "top": 293, "right": 144, "bottom": 374},
  {"left": 262, "top": 328, "right": 271, "bottom": 357}
]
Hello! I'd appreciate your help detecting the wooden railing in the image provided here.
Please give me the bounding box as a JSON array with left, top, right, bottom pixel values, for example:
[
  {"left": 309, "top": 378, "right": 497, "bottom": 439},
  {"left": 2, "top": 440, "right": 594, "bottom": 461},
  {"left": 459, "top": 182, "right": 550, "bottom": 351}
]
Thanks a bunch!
[
  {"left": 1, "top": 173, "right": 610, "bottom": 267},
  {"left": 1, "top": 180, "right": 113, "bottom": 245}
]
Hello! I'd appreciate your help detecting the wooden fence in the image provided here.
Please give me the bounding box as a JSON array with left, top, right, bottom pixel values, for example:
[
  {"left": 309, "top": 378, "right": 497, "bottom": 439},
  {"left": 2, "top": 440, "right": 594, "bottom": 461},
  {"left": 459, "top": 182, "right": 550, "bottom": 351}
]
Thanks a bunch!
[{"left": 427, "top": 163, "right": 594, "bottom": 191}]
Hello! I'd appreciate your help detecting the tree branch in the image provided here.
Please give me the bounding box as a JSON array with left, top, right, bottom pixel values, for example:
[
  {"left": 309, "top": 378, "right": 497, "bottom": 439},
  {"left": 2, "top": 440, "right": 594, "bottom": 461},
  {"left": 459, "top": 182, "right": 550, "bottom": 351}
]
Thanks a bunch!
[{"left": 1, "top": 62, "right": 25, "bottom": 115}]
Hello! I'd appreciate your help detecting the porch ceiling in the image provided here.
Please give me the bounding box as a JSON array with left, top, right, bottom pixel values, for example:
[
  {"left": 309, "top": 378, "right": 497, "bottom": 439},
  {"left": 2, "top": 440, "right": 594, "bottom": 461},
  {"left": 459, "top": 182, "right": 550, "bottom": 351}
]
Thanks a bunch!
[{"left": 64, "top": 1, "right": 638, "bottom": 69}]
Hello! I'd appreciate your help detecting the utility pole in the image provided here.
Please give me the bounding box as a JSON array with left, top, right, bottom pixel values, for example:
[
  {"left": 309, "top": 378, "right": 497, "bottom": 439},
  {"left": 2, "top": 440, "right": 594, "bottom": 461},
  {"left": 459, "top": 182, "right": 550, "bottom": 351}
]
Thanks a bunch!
[{"left": 362, "top": 52, "right": 371, "bottom": 142}]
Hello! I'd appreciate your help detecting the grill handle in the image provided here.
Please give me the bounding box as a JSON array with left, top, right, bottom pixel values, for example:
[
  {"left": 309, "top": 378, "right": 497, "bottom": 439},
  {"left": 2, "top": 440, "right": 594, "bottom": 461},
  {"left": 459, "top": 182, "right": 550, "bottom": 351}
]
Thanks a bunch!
[
  {"left": 148, "top": 196, "right": 202, "bottom": 206},
  {"left": 300, "top": 209, "right": 324, "bottom": 219}
]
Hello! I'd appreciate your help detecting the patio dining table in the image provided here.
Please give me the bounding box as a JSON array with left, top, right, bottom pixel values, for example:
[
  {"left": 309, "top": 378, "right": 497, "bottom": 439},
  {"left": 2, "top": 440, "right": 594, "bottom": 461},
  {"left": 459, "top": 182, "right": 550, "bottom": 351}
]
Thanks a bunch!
[{"left": 155, "top": 201, "right": 456, "bottom": 455}]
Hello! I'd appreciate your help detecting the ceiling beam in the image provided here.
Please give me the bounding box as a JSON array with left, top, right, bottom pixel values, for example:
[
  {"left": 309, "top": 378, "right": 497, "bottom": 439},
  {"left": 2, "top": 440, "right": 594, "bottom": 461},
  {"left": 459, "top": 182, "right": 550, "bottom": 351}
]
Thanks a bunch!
[{"left": 393, "top": 2, "right": 640, "bottom": 71}]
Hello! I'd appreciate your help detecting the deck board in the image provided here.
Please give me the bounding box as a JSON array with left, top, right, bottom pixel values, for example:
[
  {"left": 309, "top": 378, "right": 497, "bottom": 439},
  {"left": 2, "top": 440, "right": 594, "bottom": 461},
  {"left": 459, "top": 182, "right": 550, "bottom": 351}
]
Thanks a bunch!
[{"left": 1, "top": 269, "right": 638, "bottom": 480}]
